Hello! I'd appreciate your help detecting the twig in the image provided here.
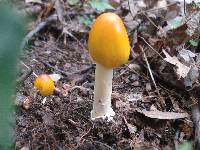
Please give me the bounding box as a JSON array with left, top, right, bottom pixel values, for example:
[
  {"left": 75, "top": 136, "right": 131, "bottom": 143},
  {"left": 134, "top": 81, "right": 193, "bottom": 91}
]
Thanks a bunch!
[
  {"left": 79, "top": 127, "right": 92, "bottom": 143},
  {"left": 17, "top": 61, "right": 38, "bottom": 84},
  {"left": 140, "top": 11, "right": 167, "bottom": 38},
  {"left": 67, "top": 119, "right": 78, "bottom": 126},
  {"left": 65, "top": 31, "right": 88, "bottom": 52},
  {"left": 20, "top": 61, "right": 38, "bottom": 77},
  {"left": 140, "top": 45, "right": 165, "bottom": 109},
  {"left": 184, "top": 0, "right": 187, "bottom": 17},
  {"left": 40, "top": 60, "right": 94, "bottom": 78},
  {"left": 122, "top": 115, "right": 129, "bottom": 125},
  {"left": 53, "top": 0, "right": 65, "bottom": 24},
  {"left": 17, "top": 6, "right": 93, "bottom": 18},
  {"left": 192, "top": 106, "right": 200, "bottom": 149},
  {"left": 141, "top": 11, "right": 159, "bottom": 30},
  {"left": 139, "top": 36, "right": 164, "bottom": 59},
  {"left": 16, "top": 5, "right": 42, "bottom": 17},
  {"left": 21, "top": 13, "right": 88, "bottom": 54},
  {"left": 16, "top": 70, "right": 32, "bottom": 84},
  {"left": 53, "top": 0, "right": 88, "bottom": 52},
  {"left": 20, "top": 14, "right": 57, "bottom": 50},
  {"left": 17, "top": 61, "right": 33, "bottom": 84}
]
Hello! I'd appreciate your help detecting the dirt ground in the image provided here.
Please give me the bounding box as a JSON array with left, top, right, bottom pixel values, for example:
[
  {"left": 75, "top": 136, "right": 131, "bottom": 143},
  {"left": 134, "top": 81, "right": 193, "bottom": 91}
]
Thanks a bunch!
[{"left": 15, "top": 0, "right": 200, "bottom": 149}]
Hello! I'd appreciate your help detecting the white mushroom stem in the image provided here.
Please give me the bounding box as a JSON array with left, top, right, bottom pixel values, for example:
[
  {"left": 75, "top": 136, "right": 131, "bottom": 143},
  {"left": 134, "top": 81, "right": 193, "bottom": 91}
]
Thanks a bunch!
[{"left": 91, "top": 63, "right": 115, "bottom": 120}]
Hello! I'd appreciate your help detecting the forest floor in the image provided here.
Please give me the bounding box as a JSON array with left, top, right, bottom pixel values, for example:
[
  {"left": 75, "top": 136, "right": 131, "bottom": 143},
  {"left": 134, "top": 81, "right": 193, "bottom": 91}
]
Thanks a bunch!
[{"left": 15, "top": 0, "right": 200, "bottom": 149}]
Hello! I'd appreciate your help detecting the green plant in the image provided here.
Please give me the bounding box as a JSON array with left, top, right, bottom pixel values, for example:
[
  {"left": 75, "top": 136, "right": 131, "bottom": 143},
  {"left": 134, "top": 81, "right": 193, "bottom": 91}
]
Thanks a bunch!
[
  {"left": 189, "top": 39, "right": 198, "bottom": 47},
  {"left": 89, "top": 0, "right": 114, "bottom": 12},
  {"left": 79, "top": 15, "right": 93, "bottom": 27},
  {"left": 177, "top": 142, "right": 192, "bottom": 150},
  {"left": 68, "top": 0, "right": 114, "bottom": 12},
  {"left": 0, "top": 4, "right": 24, "bottom": 149},
  {"left": 68, "top": 0, "right": 79, "bottom": 5}
]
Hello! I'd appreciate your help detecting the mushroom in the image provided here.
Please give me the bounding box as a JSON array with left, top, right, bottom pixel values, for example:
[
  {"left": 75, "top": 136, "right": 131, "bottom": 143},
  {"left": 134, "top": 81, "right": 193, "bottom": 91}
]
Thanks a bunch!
[
  {"left": 34, "top": 74, "right": 55, "bottom": 96},
  {"left": 88, "top": 12, "right": 130, "bottom": 119}
]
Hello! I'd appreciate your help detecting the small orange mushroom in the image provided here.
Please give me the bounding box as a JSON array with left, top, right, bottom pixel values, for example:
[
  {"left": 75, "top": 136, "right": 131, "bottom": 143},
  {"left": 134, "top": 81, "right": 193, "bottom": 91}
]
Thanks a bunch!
[
  {"left": 34, "top": 74, "right": 55, "bottom": 96},
  {"left": 88, "top": 12, "right": 130, "bottom": 119}
]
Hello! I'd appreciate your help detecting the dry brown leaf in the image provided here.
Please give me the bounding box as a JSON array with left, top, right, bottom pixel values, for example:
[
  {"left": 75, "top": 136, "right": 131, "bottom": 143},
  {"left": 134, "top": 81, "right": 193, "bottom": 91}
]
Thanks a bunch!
[
  {"left": 163, "top": 50, "right": 190, "bottom": 79},
  {"left": 137, "top": 109, "right": 189, "bottom": 119},
  {"left": 25, "top": 0, "right": 42, "bottom": 4},
  {"left": 49, "top": 73, "right": 62, "bottom": 82}
]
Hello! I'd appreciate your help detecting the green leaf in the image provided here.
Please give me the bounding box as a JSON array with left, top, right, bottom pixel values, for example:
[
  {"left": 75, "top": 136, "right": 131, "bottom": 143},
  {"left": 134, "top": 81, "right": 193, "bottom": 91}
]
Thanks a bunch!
[
  {"left": 0, "top": 5, "right": 24, "bottom": 149},
  {"left": 169, "top": 19, "right": 182, "bottom": 28},
  {"left": 189, "top": 39, "right": 198, "bottom": 47},
  {"left": 195, "top": 2, "right": 200, "bottom": 8},
  {"left": 68, "top": 0, "right": 79, "bottom": 5},
  {"left": 89, "top": 0, "right": 114, "bottom": 12},
  {"left": 79, "top": 15, "right": 93, "bottom": 27},
  {"left": 177, "top": 142, "right": 192, "bottom": 150}
]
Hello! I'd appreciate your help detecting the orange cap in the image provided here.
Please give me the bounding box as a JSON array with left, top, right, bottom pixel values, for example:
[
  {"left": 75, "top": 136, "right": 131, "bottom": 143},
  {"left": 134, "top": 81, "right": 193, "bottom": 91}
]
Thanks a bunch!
[
  {"left": 34, "top": 74, "right": 55, "bottom": 96},
  {"left": 88, "top": 12, "right": 130, "bottom": 68}
]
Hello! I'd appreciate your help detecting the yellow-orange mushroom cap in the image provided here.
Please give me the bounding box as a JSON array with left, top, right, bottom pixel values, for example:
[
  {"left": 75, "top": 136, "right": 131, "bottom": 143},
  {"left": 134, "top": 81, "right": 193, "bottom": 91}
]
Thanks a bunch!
[
  {"left": 34, "top": 74, "right": 55, "bottom": 96},
  {"left": 88, "top": 12, "right": 130, "bottom": 68}
]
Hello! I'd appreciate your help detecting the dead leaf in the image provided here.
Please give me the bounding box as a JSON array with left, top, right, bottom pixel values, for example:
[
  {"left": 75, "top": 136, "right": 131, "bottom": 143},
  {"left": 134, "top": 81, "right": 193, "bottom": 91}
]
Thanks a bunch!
[
  {"left": 25, "top": 0, "right": 42, "bottom": 4},
  {"left": 136, "top": 109, "right": 189, "bottom": 119},
  {"left": 163, "top": 50, "right": 190, "bottom": 79},
  {"left": 184, "top": 65, "right": 199, "bottom": 90},
  {"left": 49, "top": 73, "right": 62, "bottom": 82},
  {"left": 186, "top": 11, "right": 200, "bottom": 36},
  {"left": 178, "top": 49, "right": 196, "bottom": 65},
  {"left": 127, "top": 93, "right": 143, "bottom": 102},
  {"left": 165, "top": 1, "right": 181, "bottom": 21}
]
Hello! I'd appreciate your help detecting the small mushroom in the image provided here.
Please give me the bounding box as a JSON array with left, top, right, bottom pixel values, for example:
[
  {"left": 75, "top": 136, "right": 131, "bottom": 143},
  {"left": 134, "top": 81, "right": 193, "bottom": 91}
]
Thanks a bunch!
[
  {"left": 34, "top": 74, "right": 55, "bottom": 96},
  {"left": 88, "top": 12, "right": 130, "bottom": 119}
]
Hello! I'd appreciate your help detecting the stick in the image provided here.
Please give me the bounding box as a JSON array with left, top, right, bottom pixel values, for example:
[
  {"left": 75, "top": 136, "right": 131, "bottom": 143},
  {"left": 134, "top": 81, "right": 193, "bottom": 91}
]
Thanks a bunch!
[
  {"left": 139, "top": 36, "right": 164, "bottom": 59},
  {"left": 140, "top": 45, "right": 165, "bottom": 109},
  {"left": 20, "top": 14, "right": 57, "bottom": 50},
  {"left": 40, "top": 60, "right": 94, "bottom": 78},
  {"left": 17, "top": 61, "right": 37, "bottom": 84},
  {"left": 192, "top": 106, "right": 200, "bottom": 149},
  {"left": 16, "top": 5, "right": 42, "bottom": 17}
]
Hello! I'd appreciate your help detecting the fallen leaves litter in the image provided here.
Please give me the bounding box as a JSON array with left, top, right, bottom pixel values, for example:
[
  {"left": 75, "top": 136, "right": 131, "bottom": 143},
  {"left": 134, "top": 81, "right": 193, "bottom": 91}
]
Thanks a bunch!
[
  {"left": 136, "top": 109, "right": 189, "bottom": 120},
  {"left": 163, "top": 50, "right": 190, "bottom": 79}
]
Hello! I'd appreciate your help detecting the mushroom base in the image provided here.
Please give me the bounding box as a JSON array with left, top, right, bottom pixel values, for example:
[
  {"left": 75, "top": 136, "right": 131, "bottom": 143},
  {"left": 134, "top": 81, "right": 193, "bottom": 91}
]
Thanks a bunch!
[
  {"left": 91, "top": 107, "right": 115, "bottom": 120},
  {"left": 91, "top": 63, "right": 115, "bottom": 120}
]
